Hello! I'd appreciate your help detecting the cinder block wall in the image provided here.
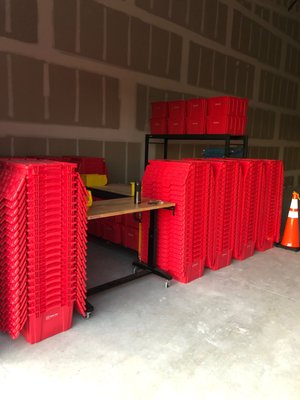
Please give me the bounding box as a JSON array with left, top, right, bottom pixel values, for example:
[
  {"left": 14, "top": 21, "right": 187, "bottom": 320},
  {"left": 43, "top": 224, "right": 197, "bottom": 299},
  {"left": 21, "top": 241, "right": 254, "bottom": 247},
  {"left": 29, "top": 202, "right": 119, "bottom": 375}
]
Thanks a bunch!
[{"left": 0, "top": 0, "right": 299, "bottom": 187}]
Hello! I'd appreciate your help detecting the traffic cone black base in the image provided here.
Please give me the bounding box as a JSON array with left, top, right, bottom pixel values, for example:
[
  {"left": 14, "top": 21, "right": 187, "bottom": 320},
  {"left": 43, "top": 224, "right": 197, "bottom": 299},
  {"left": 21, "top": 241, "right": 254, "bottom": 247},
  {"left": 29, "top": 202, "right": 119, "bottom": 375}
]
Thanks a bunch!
[{"left": 274, "top": 242, "right": 300, "bottom": 252}]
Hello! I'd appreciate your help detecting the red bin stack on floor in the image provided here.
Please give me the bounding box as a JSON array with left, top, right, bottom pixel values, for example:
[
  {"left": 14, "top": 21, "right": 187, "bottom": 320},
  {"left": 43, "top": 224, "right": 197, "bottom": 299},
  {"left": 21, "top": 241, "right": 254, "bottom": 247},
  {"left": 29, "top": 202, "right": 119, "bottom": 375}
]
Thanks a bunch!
[
  {"left": 0, "top": 167, "right": 28, "bottom": 339},
  {"left": 256, "top": 160, "right": 284, "bottom": 251},
  {"left": 142, "top": 160, "right": 212, "bottom": 283},
  {"left": 168, "top": 101, "right": 186, "bottom": 134},
  {"left": 206, "top": 159, "right": 239, "bottom": 269},
  {"left": 232, "top": 160, "right": 262, "bottom": 260},
  {"left": 186, "top": 99, "right": 207, "bottom": 134},
  {"left": 0, "top": 159, "right": 88, "bottom": 344},
  {"left": 150, "top": 101, "right": 169, "bottom": 134},
  {"left": 141, "top": 158, "right": 283, "bottom": 284}
]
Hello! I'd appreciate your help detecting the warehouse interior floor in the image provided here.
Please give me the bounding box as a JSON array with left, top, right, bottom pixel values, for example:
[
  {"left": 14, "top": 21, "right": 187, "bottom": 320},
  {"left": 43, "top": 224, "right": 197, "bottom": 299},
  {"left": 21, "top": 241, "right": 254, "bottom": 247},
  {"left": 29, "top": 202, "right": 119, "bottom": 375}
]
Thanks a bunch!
[{"left": 1, "top": 237, "right": 300, "bottom": 400}]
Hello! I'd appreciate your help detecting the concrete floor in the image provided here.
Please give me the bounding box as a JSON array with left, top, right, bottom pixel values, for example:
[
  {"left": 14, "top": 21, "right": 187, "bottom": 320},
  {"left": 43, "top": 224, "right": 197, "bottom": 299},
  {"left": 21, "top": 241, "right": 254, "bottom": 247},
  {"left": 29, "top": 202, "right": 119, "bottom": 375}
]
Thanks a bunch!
[{"left": 1, "top": 238, "right": 300, "bottom": 400}]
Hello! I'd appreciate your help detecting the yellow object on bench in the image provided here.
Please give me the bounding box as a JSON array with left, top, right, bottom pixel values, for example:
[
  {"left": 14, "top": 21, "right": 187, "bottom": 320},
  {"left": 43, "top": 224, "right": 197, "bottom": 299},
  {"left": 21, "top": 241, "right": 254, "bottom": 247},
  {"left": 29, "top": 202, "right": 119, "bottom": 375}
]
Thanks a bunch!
[
  {"left": 80, "top": 174, "right": 108, "bottom": 187},
  {"left": 86, "top": 190, "right": 93, "bottom": 207}
]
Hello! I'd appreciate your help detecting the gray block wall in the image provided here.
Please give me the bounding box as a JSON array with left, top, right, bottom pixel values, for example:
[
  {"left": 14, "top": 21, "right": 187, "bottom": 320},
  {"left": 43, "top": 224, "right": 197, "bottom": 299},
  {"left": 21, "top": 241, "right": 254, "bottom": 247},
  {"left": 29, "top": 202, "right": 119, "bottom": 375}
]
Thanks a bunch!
[{"left": 0, "top": 0, "right": 299, "bottom": 186}]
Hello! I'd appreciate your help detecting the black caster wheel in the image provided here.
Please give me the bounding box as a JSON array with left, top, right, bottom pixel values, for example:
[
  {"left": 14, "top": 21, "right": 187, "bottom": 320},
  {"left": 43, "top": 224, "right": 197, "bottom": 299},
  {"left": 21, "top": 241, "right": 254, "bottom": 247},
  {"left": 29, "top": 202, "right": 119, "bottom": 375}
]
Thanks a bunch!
[
  {"left": 85, "top": 311, "right": 92, "bottom": 319},
  {"left": 165, "top": 280, "right": 170, "bottom": 288}
]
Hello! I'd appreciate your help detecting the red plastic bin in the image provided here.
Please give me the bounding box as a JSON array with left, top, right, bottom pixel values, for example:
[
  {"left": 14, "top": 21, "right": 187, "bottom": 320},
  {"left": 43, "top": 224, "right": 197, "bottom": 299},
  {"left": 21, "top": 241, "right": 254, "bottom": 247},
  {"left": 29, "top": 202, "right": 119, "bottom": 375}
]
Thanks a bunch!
[
  {"left": 22, "top": 304, "right": 73, "bottom": 344},
  {"left": 186, "top": 99, "right": 207, "bottom": 118},
  {"left": 207, "top": 96, "right": 248, "bottom": 116},
  {"left": 207, "top": 115, "right": 246, "bottom": 135},
  {"left": 186, "top": 117, "right": 206, "bottom": 134},
  {"left": 168, "top": 118, "right": 186, "bottom": 134},
  {"left": 151, "top": 102, "right": 168, "bottom": 118},
  {"left": 122, "top": 226, "right": 139, "bottom": 251},
  {"left": 150, "top": 118, "right": 168, "bottom": 134},
  {"left": 168, "top": 100, "right": 186, "bottom": 120}
]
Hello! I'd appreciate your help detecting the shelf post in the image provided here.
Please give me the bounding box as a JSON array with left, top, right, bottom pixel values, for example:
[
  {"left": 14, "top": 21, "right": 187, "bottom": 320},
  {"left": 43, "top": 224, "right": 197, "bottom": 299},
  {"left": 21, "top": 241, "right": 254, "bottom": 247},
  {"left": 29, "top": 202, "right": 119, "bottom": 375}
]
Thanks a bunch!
[
  {"left": 144, "top": 135, "right": 150, "bottom": 169},
  {"left": 225, "top": 135, "right": 230, "bottom": 157},
  {"left": 163, "top": 138, "right": 168, "bottom": 159}
]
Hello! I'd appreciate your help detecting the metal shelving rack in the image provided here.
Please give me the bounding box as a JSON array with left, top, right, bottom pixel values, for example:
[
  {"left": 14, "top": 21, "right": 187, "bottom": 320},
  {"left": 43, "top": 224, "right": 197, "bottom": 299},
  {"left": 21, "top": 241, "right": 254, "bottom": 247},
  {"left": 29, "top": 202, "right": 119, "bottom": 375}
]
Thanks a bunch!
[{"left": 144, "top": 134, "right": 248, "bottom": 167}]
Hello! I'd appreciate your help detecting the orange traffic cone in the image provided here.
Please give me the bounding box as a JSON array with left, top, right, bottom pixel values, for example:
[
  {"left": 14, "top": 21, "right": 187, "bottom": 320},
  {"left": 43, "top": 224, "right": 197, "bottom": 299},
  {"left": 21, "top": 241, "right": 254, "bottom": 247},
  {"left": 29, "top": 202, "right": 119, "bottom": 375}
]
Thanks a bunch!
[{"left": 276, "top": 191, "right": 300, "bottom": 251}]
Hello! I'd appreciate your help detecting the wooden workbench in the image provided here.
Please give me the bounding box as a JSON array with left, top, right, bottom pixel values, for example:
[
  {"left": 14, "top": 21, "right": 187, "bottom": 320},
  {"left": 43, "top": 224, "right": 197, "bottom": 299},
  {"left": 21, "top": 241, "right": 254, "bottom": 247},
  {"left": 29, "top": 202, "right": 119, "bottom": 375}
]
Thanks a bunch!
[{"left": 87, "top": 197, "right": 175, "bottom": 220}]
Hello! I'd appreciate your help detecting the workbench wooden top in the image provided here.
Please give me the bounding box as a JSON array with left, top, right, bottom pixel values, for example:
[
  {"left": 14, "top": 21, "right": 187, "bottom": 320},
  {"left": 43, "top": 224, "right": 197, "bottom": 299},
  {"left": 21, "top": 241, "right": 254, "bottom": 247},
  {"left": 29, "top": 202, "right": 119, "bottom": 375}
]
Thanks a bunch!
[{"left": 87, "top": 197, "right": 175, "bottom": 220}]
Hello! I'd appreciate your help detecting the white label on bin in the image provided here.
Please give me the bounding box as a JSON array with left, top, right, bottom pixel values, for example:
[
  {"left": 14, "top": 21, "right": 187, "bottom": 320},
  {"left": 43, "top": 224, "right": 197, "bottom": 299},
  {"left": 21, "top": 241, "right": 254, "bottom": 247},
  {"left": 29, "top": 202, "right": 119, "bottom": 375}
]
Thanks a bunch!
[{"left": 46, "top": 313, "right": 58, "bottom": 320}]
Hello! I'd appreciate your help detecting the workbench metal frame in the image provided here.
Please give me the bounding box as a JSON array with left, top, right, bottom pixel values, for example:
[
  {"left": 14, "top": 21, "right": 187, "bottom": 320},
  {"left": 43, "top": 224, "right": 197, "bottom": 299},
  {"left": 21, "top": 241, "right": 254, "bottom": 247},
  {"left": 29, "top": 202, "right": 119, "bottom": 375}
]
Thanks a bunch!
[
  {"left": 85, "top": 190, "right": 174, "bottom": 317},
  {"left": 144, "top": 134, "right": 248, "bottom": 167}
]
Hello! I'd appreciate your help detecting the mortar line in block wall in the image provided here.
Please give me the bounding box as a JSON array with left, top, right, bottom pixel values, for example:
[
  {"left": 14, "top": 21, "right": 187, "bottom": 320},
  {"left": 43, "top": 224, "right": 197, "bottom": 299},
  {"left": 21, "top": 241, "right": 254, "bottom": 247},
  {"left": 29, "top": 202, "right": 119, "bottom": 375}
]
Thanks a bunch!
[
  {"left": 2, "top": 33, "right": 299, "bottom": 99},
  {"left": 226, "top": 0, "right": 234, "bottom": 49},
  {"left": 237, "top": 10, "right": 243, "bottom": 53},
  {"left": 168, "top": 0, "right": 172, "bottom": 20},
  {"left": 75, "top": 0, "right": 80, "bottom": 54},
  {"left": 103, "top": 141, "right": 106, "bottom": 160},
  {"left": 223, "top": 53, "right": 228, "bottom": 94},
  {"left": 75, "top": 70, "right": 80, "bottom": 123},
  {"left": 11, "top": 136, "right": 14, "bottom": 157},
  {"left": 102, "top": 76, "right": 106, "bottom": 126},
  {"left": 43, "top": 63, "right": 50, "bottom": 121},
  {"left": 145, "top": 85, "right": 150, "bottom": 132},
  {"left": 165, "top": 32, "right": 171, "bottom": 77},
  {"left": 253, "top": 65, "right": 262, "bottom": 103},
  {"left": 147, "top": 25, "right": 152, "bottom": 72},
  {"left": 125, "top": 142, "right": 128, "bottom": 183},
  {"left": 185, "top": 0, "right": 190, "bottom": 26},
  {"left": 196, "top": 46, "right": 201, "bottom": 87},
  {"left": 181, "top": 36, "right": 190, "bottom": 86},
  {"left": 127, "top": 17, "right": 132, "bottom": 67},
  {"left": 6, "top": 53, "right": 14, "bottom": 118},
  {"left": 233, "top": 60, "right": 240, "bottom": 98},
  {"left": 233, "top": 1, "right": 300, "bottom": 47},
  {"left": 37, "top": 0, "right": 53, "bottom": 48},
  {"left": 214, "top": 0, "right": 219, "bottom": 41},
  {"left": 4, "top": 0, "right": 11, "bottom": 33},
  {"left": 273, "top": 112, "right": 280, "bottom": 142},
  {"left": 87, "top": 0, "right": 300, "bottom": 56},
  {"left": 102, "top": 7, "right": 107, "bottom": 61},
  {"left": 200, "top": 0, "right": 205, "bottom": 36}
]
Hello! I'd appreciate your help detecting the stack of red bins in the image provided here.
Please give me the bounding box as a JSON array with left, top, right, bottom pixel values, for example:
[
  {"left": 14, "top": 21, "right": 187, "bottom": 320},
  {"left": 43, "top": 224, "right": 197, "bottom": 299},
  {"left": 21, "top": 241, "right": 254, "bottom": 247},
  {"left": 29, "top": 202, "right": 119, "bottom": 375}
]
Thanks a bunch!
[
  {"left": 67, "top": 156, "right": 108, "bottom": 175},
  {"left": 0, "top": 159, "right": 87, "bottom": 344},
  {"left": 122, "top": 214, "right": 139, "bottom": 251},
  {"left": 233, "top": 160, "right": 263, "bottom": 260},
  {"left": 0, "top": 167, "right": 27, "bottom": 339},
  {"left": 206, "top": 159, "right": 239, "bottom": 269},
  {"left": 168, "top": 101, "right": 186, "bottom": 134},
  {"left": 186, "top": 99, "right": 207, "bottom": 134},
  {"left": 88, "top": 200, "right": 139, "bottom": 252},
  {"left": 99, "top": 215, "right": 122, "bottom": 244},
  {"left": 150, "top": 102, "right": 169, "bottom": 134},
  {"left": 256, "top": 160, "right": 283, "bottom": 251},
  {"left": 207, "top": 96, "right": 248, "bottom": 135},
  {"left": 155, "top": 162, "right": 196, "bottom": 282},
  {"left": 141, "top": 160, "right": 169, "bottom": 263},
  {"left": 142, "top": 160, "right": 209, "bottom": 283},
  {"left": 181, "top": 159, "right": 211, "bottom": 274},
  {"left": 140, "top": 158, "right": 283, "bottom": 284}
]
